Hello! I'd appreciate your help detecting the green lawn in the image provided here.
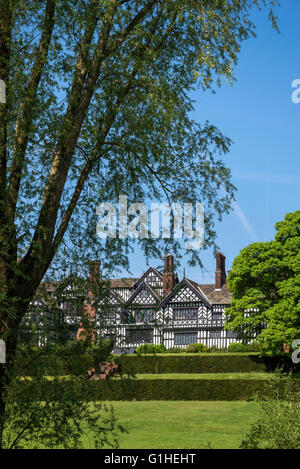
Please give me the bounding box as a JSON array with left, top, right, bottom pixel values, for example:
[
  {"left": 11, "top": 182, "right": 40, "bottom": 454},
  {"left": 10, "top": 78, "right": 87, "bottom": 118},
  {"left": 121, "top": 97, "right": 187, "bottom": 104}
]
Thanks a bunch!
[
  {"left": 114, "top": 352, "right": 260, "bottom": 357},
  {"left": 81, "top": 401, "right": 260, "bottom": 449},
  {"left": 113, "top": 372, "right": 272, "bottom": 380},
  {"left": 21, "top": 372, "right": 273, "bottom": 381}
]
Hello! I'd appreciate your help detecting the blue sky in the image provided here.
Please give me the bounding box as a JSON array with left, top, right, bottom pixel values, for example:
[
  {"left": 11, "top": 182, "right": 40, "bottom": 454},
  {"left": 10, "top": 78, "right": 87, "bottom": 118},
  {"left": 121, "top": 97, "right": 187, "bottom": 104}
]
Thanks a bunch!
[{"left": 118, "top": 0, "right": 300, "bottom": 283}]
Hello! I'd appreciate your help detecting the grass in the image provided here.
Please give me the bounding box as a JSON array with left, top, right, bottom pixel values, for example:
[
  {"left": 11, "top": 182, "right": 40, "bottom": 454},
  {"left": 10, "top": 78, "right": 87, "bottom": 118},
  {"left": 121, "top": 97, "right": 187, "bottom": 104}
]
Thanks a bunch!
[
  {"left": 20, "top": 372, "right": 274, "bottom": 381},
  {"left": 114, "top": 352, "right": 260, "bottom": 357},
  {"left": 112, "top": 372, "right": 272, "bottom": 380},
  {"left": 81, "top": 401, "right": 260, "bottom": 449}
]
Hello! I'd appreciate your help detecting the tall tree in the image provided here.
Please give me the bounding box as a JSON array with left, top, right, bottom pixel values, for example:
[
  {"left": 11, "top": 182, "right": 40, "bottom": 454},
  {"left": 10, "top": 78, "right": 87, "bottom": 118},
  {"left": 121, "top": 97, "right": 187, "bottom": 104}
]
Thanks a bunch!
[
  {"left": 0, "top": 0, "right": 278, "bottom": 445},
  {"left": 225, "top": 211, "right": 300, "bottom": 356}
]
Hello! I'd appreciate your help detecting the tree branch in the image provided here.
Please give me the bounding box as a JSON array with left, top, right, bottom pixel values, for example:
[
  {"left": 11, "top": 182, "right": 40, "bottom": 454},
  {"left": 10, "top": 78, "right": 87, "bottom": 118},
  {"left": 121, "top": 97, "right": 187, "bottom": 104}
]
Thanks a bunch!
[
  {"left": 7, "top": 0, "right": 57, "bottom": 219},
  {"left": 47, "top": 70, "right": 141, "bottom": 265},
  {"left": 19, "top": 0, "right": 168, "bottom": 296},
  {"left": 0, "top": 0, "right": 12, "bottom": 221},
  {"left": 116, "top": 0, "right": 160, "bottom": 47}
]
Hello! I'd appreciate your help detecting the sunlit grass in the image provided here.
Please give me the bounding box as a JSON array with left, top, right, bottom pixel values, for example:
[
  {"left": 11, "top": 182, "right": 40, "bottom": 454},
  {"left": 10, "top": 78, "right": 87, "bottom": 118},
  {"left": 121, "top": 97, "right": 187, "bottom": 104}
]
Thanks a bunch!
[
  {"left": 112, "top": 372, "right": 274, "bottom": 380},
  {"left": 81, "top": 401, "right": 260, "bottom": 449}
]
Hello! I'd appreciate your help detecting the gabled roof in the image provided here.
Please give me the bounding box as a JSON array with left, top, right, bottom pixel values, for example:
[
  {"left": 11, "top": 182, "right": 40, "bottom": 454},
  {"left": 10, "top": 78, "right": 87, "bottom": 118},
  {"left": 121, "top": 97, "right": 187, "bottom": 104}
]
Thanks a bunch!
[
  {"left": 31, "top": 297, "right": 49, "bottom": 308},
  {"left": 37, "top": 265, "right": 232, "bottom": 308},
  {"left": 108, "top": 278, "right": 138, "bottom": 288},
  {"left": 197, "top": 283, "right": 232, "bottom": 305},
  {"left": 38, "top": 275, "right": 85, "bottom": 299},
  {"left": 160, "top": 277, "right": 212, "bottom": 308},
  {"left": 185, "top": 278, "right": 211, "bottom": 304},
  {"left": 132, "top": 266, "right": 163, "bottom": 289},
  {"left": 93, "top": 287, "right": 124, "bottom": 306},
  {"left": 37, "top": 281, "right": 60, "bottom": 295},
  {"left": 126, "top": 280, "right": 161, "bottom": 305},
  {"left": 51, "top": 275, "right": 85, "bottom": 298}
]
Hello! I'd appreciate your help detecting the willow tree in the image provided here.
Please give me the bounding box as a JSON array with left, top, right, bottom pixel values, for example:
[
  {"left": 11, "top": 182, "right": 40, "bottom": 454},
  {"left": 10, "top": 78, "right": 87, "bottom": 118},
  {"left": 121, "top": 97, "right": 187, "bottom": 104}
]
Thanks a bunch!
[{"left": 0, "top": 0, "right": 278, "bottom": 442}]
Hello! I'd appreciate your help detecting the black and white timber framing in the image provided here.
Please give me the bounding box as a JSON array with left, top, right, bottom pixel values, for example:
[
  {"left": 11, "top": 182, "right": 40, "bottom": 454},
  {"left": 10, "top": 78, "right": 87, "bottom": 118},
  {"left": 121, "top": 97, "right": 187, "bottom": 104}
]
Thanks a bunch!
[
  {"left": 26, "top": 252, "right": 238, "bottom": 350},
  {"left": 94, "top": 253, "right": 237, "bottom": 350}
]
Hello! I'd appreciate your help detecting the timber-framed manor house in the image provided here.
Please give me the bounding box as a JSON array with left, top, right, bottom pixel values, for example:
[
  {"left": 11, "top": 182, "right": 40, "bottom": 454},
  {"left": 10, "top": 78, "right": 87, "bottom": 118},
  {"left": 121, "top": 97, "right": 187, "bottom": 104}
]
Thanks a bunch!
[
  {"left": 100, "top": 252, "right": 237, "bottom": 350},
  {"left": 26, "top": 253, "right": 238, "bottom": 350}
]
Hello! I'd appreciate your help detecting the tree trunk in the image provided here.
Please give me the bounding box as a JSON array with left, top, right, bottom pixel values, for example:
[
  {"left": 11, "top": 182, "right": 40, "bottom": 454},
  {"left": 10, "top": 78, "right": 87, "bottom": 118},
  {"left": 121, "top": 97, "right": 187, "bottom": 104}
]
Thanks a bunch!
[
  {"left": 0, "top": 292, "right": 30, "bottom": 449},
  {"left": 0, "top": 334, "right": 17, "bottom": 449}
]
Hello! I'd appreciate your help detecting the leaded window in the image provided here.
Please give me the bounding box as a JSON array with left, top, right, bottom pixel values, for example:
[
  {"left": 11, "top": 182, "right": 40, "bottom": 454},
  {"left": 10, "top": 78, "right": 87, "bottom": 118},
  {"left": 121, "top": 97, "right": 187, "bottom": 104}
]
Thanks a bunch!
[
  {"left": 173, "top": 308, "right": 198, "bottom": 320},
  {"left": 212, "top": 312, "right": 223, "bottom": 321},
  {"left": 135, "top": 309, "right": 154, "bottom": 322},
  {"left": 140, "top": 289, "right": 148, "bottom": 298},
  {"left": 174, "top": 332, "right": 197, "bottom": 345},
  {"left": 226, "top": 330, "right": 238, "bottom": 338},
  {"left": 101, "top": 308, "right": 117, "bottom": 319},
  {"left": 125, "top": 328, "right": 153, "bottom": 344}
]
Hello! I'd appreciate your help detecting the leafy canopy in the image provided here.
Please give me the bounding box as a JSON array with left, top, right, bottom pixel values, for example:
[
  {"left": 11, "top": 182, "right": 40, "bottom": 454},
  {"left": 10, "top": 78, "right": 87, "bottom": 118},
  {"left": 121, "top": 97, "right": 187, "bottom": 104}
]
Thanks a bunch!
[
  {"left": 225, "top": 211, "right": 300, "bottom": 356},
  {"left": 0, "top": 0, "right": 279, "bottom": 294},
  {"left": 241, "top": 371, "right": 300, "bottom": 449},
  {"left": 0, "top": 0, "right": 279, "bottom": 449},
  {"left": 2, "top": 339, "right": 126, "bottom": 449}
]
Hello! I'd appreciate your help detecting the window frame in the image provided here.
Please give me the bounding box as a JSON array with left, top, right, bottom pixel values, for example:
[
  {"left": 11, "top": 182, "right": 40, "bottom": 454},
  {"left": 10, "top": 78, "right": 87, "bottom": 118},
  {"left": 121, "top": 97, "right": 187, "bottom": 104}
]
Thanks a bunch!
[
  {"left": 173, "top": 307, "right": 198, "bottom": 321},
  {"left": 125, "top": 328, "right": 154, "bottom": 344},
  {"left": 174, "top": 332, "right": 198, "bottom": 345}
]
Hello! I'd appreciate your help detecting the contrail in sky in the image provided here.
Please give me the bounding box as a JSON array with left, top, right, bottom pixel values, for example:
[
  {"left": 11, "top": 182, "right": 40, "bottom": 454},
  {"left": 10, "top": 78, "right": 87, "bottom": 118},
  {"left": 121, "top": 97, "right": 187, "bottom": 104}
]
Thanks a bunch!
[
  {"left": 232, "top": 201, "right": 258, "bottom": 242},
  {"left": 233, "top": 170, "right": 300, "bottom": 186}
]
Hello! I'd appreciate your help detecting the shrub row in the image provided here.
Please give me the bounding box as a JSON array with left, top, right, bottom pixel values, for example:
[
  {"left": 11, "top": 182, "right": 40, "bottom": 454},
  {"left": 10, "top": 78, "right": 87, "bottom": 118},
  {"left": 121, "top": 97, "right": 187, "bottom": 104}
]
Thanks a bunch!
[
  {"left": 136, "top": 343, "right": 209, "bottom": 354},
  {"left": 136, "top": 342, "right": 261, "bottom": 354},
  {"left": 19, "top": 377, "right": 300, "bottom": 401},
  {"left": 83, "top": 378, "right": 270, "bottom": 401},
  {"left": 114, "top": 354, "right": 273, "bottom": 374},
  {"left": 228, "top": 342, "right": 261, "bottom": 353},
  {"left": 22, "top": 352, "right": 298, "bottom": 376}
]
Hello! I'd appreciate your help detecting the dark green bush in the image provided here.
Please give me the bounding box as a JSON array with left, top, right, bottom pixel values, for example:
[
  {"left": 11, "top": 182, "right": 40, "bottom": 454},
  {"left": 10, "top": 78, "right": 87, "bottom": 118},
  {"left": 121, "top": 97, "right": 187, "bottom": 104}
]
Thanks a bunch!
[
  {"left": 240, "top": 373, "right": 300, "bottom": 449},
  {"left": 207, "top": 346, "right": 227, "bottom": 353},
  {"left": 227, "top": 342, "right": 261, "bottom": 353},
  {"left": 185, "top": 343, "right": 207, "bottom": 353},
  {"left": 114, "top": 354, "right": 270, "bottom": 374},
  {"left": 248, "top": 342, "right": 261, "bottom": 352},
  {"left": 44, "top": 378, "right": 300, "bottom": 401},
  {"left": 165, "top": 347, "right": 185, "bottom": 353},
  {"left": 228, "top": 342, "right": 249, "bottom": 353},
  {"left": 136, "top": 343, "right": 166, "bottom": 354},
  {"left": 90, "top": 379, "right": 271, "bottom": 401},
  {"left": 23, "top": 348, "right": 295, "bottom": 376}
]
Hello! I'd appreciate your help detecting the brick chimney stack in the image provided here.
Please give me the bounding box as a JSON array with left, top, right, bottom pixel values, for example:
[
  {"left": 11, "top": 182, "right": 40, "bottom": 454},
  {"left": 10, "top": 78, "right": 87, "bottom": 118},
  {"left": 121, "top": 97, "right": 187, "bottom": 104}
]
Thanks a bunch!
[
  {"left": 163, "top": 253, "right": 175, "bottom": 296},
  {"left": 77, "top": 260, "right": 100, "bottom": 341},
  {"left": 215, "top": 252, "right": 226, "bottom": 289},
  {"left": 89, "top": 260, "right": 100, "bottom": 283}
]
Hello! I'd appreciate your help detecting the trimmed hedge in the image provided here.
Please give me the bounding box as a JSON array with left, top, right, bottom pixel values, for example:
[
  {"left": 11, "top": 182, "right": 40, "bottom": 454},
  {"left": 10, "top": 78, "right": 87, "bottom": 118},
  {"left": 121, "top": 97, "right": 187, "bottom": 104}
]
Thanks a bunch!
[
  {"left": 21, "top": 377, "right": 300, "bottom": 401},
  {"left": 114, "top": 354, "right": 275, "bottom": 374},
  {"left": 23, "top": 352, "right": 299, "bottom": 376},
  {"left": 84, "top": 378, "right": 270, "bottom": 401}
]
